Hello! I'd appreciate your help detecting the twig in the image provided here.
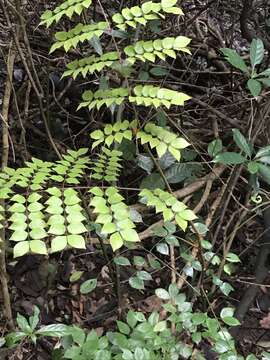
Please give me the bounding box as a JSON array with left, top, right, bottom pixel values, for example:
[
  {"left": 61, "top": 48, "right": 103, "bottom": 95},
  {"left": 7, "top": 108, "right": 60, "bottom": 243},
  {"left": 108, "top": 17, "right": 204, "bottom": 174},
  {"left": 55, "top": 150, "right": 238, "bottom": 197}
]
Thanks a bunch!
[
  {"left": 193, "top": 179, "right": 212, "bottom": 213},
  {"left": 145, "top": 146, "right": 177, "bottom": 285},
  {"left": 1, "top": 2, "right": 61, "bottom": 159},
  {"left": 234, "top": 206, "right": 270, "bottom": 323},
  {"left": 0, "top": 40, "right": 15, "bottom": 329},
  {"left": 212, "top": 165, "right": 243, "bottom": 246}
]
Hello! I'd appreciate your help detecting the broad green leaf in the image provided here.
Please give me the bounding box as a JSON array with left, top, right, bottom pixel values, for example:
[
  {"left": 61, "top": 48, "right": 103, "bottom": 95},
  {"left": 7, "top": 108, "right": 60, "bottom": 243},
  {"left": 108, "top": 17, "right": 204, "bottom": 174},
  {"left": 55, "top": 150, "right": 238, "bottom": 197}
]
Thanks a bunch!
[
  {"left": 165, "top": 6, "right": 183, "bottom": 15},
  {"left": 165, "top": 163, "right": 202, "bottom": 184},
  {"left": 247, "top": 161, "right": 259, "bottom": 174},
  {"left": 232, "top": 129, "right": 252, "bottom": 157},
  {"left": 133, "top": 256, "right": 145, "bottom": 266},
  {"left": 175, "top": 214, "right": 188, "bottom": 231},
  {"left": 67, "top": 222, "right": 87, "bottom": 234},
  {"left": 153, "top": 320, "right": 167, "bottom": 332},
  {"left": 30, "top": 228, "right": 47, "bottom": 240},
  {"left": 247, "top": 78, "right": 262, "bottom": 97},
  {"left": 155, "top": 288, "right": 170, "bottom": 300},
  {"left": 116, "top": 320, "right": 130, "bottom": 335},
  {"left": 11, "top": 194, "right": 26, "bottom": 203},
  {"left": 51, "top": 236, "right": 68, "bottom": 253},
  {"left": 174, "top": 36, "right": 191, "bottom": 48},
  {"left": 16, "top": 313, "right": 32, "bottom": 333},
  {"left": 30, "top": 240, "right": 47, "bottom": 255},
  {"left": 110, "top": 232, "right": 124, "bottom": 251},
  {"left": 161, "top": 0, "right": 177, "bottom": 8},
  {"left": 70, "top": 271, "right": 84, "bottom": 283},
  {"left": 112, "top": 13, "right": 124, "bottom": 24},
  {"left": 46, "top": 187, "right": 62, "bottom": 197},
  {"left": 208, "top": 138, "right": 223, "bottom": 157},
  {"left": 150, "top": 67, "right": 169, "bottom": 76},
  {"left": 255, "top": 145, "right": 270, "bottom": 159},
  {"left": 120, "top": 229, "right": 139, "bottom": 242},
  {"left": 96, "top": 214, "right": 113, "bottom": 224},
  {"left": 47, "top": 214, "right": 65, "bottom": 225},
  {"left": 101, "top": 222, "right": 117, "bottom": 234},
  {"left": 89, "top": 187, "right": 104, "bottom": 196},
  {"left": 48, "top": 224, "right": 65, "bottom": 235},
  {"left": 129, "top": 276, "right": 144, "bottom": 290},
  {"left": 226, "top": 252, "right": 241, "bottom": 263},
  {"left": 114, "top": 256, "right": 131, "bottom": 266},
  {"left": 14, "top": 241, "right": 30, "bottom": 257},
  {"left": 171, "top": 201, "right": 186, "bottom": 212},
  {"left": 178, "top": 209, "right": 197, "bottom": 221},
  {"left": 250, "top": 38, "right": 264, "bottom": 68},
  {"left": 171, "top": 137, "right": 190, "bottom": 149},
  {"left": 168, "top": 146, "right": 180, "bottom": 161},
  {"left": 136, "top": 270, "right": 152, "bottom": 281},
  {"left": 258, "top": 163, "right": 270, "bottom": 185},
  {"left": 36, "top": 324, "right": 69, "bottom": 337},
  {"left": 80, "top": 278, "right": 97, "bottom": 294},
  {"left": 259, "top": 78, "right": 270, "bottom": 87},
  {"left": 156, "top": 142, "right": 167, "bottom": 158},
  {"left": 220, "top": 48, "right": 248, "bottom": 73},
  {"left": 67, "top": 235, "right": 86, "bottom": 249},
  {"left": 214, "top": 152, "right": 246, "bottom": 165},
  {"left": 220, "top": 307, "right": 240, "bottom": 326},
  {"left": 10, "top": 230, "right": 28, "bottom": 242},
  {"left": 156, "top": 242, "right": 169, "bottom": 255},
  {"left": 28, "top": 193, "right": 42, "bottom": 203},
  {"left": 9, "top": 203, "right": 26, "bottom": 213},
  {"left": 192, "top": 313, "right": 206, "bottom": 325},
  {"left": 126, "top": 310, "right": 138, "bottom": 328}
]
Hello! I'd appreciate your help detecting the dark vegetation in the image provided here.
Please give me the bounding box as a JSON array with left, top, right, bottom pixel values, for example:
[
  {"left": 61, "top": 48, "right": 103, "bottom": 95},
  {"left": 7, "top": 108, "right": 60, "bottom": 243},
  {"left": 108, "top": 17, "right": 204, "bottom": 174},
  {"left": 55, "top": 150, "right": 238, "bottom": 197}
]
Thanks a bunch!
[{"left": 0, "top": 0, "right": 270, "bottom": 359}]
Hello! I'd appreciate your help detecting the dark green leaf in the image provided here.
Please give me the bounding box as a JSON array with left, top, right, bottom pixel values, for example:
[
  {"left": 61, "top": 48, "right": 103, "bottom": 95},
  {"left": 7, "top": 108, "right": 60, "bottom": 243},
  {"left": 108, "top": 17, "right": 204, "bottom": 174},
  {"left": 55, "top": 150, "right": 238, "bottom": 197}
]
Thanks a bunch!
[
  {"left": 220, "top": 48, "right": 248, "bottom": 73},
  {"left": 232, "top": 129, "right": 252, "bottom": 157},
  {"left": 156, "top": 242, "right": 169, "bottom": 255},
  {"left": 258, "top": 163, "right": 270, "bottom": 185},
  {"left": 114, "top": 256, "right": 131, "bottom": 266},
  {"left": 208, "top": 139, "right": 223, "bottom": 157},
  {"left": 247, "top": 79, "right": 262, "bottom": 97},
  {"left": 140, "top": 172, "right": 165, "bottom": 190},
  {"left": 150, "top": 67, "right": 169, "bottom": 76},
  {"left": 164, "top": 163, "right": 202, "bottom": 184},
  {"left": 36, "top": 324, "right": 69, "bottom": 337},
  {"left": 80, "top": 278, "right": 97, "bottom": 294},
  {"left": 137, "top": 155, "right": 154, "bottom": 174},
  {"left": 155, "top": 288, "right": 170, "bottom": 300},
  {"left": 247, "top": 161, "right": 259, "bottom": 174},
  {"left": 214, "top": 152, "right": 246, "bottom": 165},
  {"left": 129, "top": 276, "right": 144, "bottom": 289},
  {"left": 258, "top": 78, "right": 270, "bottom": 87},
  {"left": 250, "top": 38, "right": 264, "bottom": 68}
]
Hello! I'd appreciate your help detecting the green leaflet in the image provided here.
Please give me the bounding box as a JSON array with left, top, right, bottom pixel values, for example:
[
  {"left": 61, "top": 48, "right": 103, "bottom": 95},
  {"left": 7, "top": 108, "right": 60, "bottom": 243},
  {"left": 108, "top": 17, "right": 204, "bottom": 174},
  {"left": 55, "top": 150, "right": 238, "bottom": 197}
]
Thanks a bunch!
[
  {"left": 52, "top": 148, "right": 89, "bottom": 185},
  {"left": 139, "top": 189, "right": 197, "bottom": 231},
  {"left": 89, "top": 120, "right": 189, "bottom": 161},
  {"left": 130, "top": 85, "right": 191, "bottom": 109},
  {"left": 40, "top": 0, "right": 93, "bottom": 27},
  {"left": 4, "top": 161, "right": 89, "bottom": 256},
  {"left": 90, "top": 120, "right": 133, "bottom": 149},
  {"left": 79, "top": 85, "right": 191, "bottom": 112},
  {"left": 125, "top": 36, "right": 191, "bottom": 64},
  {"left": 89, "top": 187, "right": 139, "bottom": 251},
  {"left": 78, "top": 88, "right": 129, "bottom": 111},
  {"left": 50, "top": 22, "right": 107, "bottom": 53},
  {"left": 112, "top": 1, "right": 183, "bottom": 31},
  {"left": 63, "top": 52, "right": 120, "bottom": 79},
  {"left": 90, "top": 147, "right": 123, "bottom": 182},
  {"left": 137, "top": 122, "right": 190, "bottom": 160},
  {"left": 220, "top": 48, "right": 248, "bottom": 73}
]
